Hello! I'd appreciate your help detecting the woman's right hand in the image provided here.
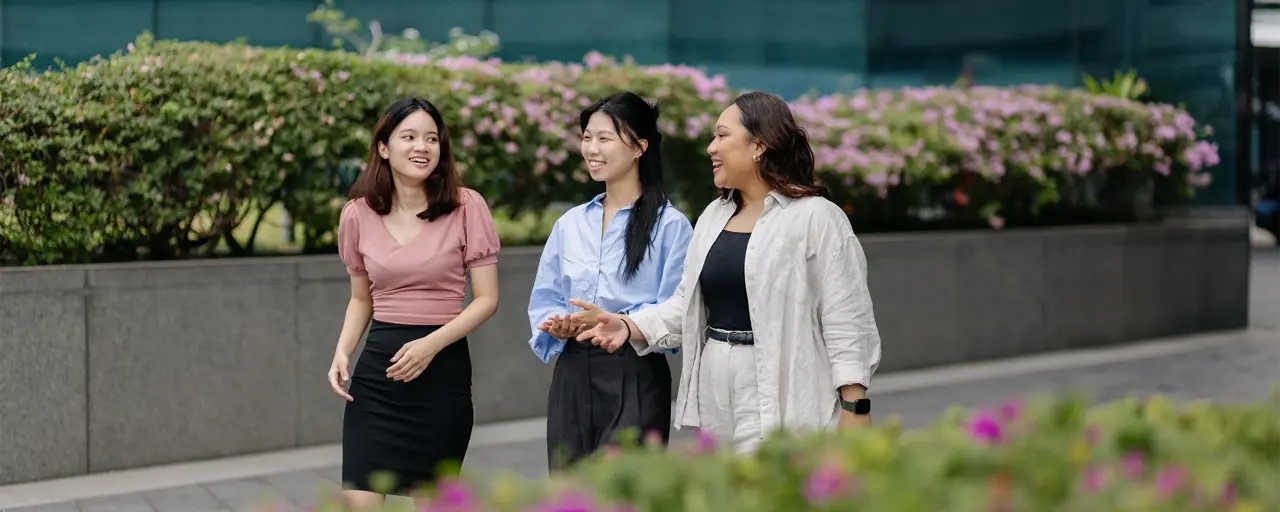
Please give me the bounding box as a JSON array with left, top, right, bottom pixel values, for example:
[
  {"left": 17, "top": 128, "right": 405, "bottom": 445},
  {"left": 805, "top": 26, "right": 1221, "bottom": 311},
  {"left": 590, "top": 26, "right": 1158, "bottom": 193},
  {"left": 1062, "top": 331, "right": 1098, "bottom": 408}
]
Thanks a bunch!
[
  {"left": 539, "top": 314, "right": 582, "bottom": 340},
  {"left": 576, "top": 314, "right": 630, "bottom": 353},
  {"left": 328, "top": 353, "right": 353, "bottom": 402}
]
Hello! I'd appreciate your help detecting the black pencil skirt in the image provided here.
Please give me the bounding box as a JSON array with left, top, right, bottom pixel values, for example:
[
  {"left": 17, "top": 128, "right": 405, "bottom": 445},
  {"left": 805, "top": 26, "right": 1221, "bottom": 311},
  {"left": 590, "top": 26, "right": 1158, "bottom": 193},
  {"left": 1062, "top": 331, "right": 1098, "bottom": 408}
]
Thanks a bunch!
[
  {"left": 545, "top": 339, "right": 672, "bottom": 470},
  {"left": 342, "top": 320, "right": 473, "bottom": 495}
]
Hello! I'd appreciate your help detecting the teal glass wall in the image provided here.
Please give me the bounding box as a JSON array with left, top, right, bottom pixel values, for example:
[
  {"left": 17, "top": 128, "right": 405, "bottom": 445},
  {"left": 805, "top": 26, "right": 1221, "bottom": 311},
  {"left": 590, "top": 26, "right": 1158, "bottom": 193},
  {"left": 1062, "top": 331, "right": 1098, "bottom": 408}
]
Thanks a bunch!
[{"left": 0, "top": 0, "right": 1238, "bottom": 204}]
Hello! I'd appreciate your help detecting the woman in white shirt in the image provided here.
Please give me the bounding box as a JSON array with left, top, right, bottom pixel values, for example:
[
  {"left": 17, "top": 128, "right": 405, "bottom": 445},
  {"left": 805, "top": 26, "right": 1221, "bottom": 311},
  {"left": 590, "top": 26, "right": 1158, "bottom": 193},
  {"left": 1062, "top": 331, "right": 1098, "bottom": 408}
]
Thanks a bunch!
[{"left": 572, "top": 91, "right": 883, "bottom": 454}]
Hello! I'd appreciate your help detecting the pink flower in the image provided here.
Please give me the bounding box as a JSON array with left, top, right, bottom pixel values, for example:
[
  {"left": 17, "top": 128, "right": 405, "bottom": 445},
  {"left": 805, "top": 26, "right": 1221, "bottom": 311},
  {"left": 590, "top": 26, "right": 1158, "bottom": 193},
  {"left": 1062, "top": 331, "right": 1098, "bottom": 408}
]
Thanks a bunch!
[
  {"left": 583, "top": 51, "right": 607, "bottom": 69},
  {"left": 1084, "top": 426, "right": 1101, "bottom": 446},
  {"left": 530, "top": 489, "right": 596, "bottom": 512},
  {"left": 1153, "top": 465, "right": 1187, "bottom": 498},
  {"left": 1079, "top": 466, "right": 1106, "bottom": 493},
  {"left": 997, "top": 400, "right": 1021, "bottom": 422},
  {"left": 1219, "top": 482, "right": 1238, "bottom": 507},
  {"left": 693, "top": 429, "right": 717, "bottom": 454},
  {"left": 426, "top": 478, "right": 476, "bottom": 511},
  {"left": 1121, "top": 451, "right": 1145, "bottom": 479},
  {"left": 966, "top": 411, "right": 1003, "bottom": 443},
  {"left": 804, "top": 460, "right": 853, "bottom": 505}
]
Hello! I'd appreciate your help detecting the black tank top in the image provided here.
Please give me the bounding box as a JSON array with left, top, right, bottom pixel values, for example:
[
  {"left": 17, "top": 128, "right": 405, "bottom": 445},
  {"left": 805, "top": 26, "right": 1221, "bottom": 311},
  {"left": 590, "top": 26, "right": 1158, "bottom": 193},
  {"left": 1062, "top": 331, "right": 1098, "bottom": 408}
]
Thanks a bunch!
[{"left": 698, "top": 230, "right": 753, "bottom": 331}]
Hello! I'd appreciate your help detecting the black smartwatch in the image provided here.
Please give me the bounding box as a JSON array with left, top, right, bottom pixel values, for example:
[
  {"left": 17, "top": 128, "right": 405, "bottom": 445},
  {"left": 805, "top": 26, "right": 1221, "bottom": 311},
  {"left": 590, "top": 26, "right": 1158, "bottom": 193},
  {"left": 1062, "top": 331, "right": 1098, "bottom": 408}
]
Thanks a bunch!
[{"left": 839, "top": 397, "right": 871, "bottom": 415}]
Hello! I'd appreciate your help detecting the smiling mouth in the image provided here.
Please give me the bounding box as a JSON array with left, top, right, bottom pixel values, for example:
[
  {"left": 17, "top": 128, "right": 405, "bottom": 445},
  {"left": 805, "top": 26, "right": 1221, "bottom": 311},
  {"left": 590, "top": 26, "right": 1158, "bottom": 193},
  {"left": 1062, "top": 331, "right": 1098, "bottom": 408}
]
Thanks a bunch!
[
  {"left": 588, "top": 160, "right": 606, "bottom": 170},
  {"left": 712, "top": 161, "right": 723, "bottom": 173},
  {"left": 410, "top": 157, "right": 430, "bottom": 166}
]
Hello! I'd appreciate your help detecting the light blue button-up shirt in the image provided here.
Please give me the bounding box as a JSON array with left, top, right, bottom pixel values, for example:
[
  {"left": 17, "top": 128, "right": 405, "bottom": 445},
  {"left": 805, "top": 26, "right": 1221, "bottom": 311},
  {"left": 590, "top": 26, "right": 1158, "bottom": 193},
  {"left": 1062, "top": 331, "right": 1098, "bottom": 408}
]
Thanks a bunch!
[{"left": 526, "top": 193, "right": 694, "bottom": 363}]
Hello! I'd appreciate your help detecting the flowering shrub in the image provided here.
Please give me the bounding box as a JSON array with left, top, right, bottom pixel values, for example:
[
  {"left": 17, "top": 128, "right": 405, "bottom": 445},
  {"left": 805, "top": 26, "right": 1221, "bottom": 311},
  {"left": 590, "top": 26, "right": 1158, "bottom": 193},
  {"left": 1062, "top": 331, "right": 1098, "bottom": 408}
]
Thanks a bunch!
[
  {"left": 0, "top": 35, "right": 1220, "bottom": 265},
  {"left": 299, "top": 393, "right": 1280, "bottom": 512}
]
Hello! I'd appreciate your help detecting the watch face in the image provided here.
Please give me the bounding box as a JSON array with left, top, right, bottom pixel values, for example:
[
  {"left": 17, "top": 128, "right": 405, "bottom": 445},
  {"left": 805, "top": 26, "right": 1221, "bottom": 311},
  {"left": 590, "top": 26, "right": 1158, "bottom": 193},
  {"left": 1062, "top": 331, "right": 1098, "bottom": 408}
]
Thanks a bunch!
[{"left": 843, "top": 398, "right": 871, "bottom": 415}]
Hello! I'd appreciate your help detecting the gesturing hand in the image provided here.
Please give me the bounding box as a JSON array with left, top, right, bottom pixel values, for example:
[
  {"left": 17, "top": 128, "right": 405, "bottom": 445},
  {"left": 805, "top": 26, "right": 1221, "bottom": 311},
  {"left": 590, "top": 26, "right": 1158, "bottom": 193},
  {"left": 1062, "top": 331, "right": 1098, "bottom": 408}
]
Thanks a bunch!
[
  {"left": 387, "top": 339, "right": 437, "bottom": 382},
  {"left": 538, "top": 314, "right": 583, "bottom": 340},
  {"left": 567, "top": 299, "right": 606, "bottom": 328},
  {"left": 575, "top": 314, "right": 630, "bottom": 353}
]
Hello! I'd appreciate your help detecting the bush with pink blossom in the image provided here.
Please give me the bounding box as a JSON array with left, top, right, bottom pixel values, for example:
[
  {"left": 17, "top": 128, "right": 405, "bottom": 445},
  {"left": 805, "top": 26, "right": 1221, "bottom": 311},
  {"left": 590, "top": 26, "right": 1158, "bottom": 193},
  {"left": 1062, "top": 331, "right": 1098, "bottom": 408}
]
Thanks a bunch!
[
  {"left": 1, "top": 35, "right": 1220, "bottom": 265},
  {"left": 292, "top": 392, "right": 1278, "bottom": 512}
]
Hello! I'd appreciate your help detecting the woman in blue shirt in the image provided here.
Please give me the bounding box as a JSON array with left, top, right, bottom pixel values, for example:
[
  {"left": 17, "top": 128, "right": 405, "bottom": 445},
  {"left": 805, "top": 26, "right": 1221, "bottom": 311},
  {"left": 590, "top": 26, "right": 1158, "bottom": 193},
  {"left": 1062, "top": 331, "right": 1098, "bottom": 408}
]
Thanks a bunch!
[{"left": 526, "top": 91, "right": 694, "bottom": 470}]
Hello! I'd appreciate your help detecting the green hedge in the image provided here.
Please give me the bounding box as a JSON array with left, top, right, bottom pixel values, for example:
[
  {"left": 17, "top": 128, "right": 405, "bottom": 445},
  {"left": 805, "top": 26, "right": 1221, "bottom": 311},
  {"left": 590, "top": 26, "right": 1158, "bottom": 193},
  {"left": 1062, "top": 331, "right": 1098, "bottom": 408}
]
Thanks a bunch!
[
  {"left": 0, "top": 35, "right": 1220, "bottom": 265},
  {"left": 302, "top": 393, "right": 1279, "bottom": 512}
]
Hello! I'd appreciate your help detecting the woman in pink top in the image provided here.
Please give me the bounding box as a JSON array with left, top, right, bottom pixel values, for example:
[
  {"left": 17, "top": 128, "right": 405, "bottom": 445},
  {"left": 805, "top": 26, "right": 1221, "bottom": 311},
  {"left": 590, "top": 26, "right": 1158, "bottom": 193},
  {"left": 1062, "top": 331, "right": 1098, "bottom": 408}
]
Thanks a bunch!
[{"left": 326, "top": 97, "right": 501, "bottom": 507}]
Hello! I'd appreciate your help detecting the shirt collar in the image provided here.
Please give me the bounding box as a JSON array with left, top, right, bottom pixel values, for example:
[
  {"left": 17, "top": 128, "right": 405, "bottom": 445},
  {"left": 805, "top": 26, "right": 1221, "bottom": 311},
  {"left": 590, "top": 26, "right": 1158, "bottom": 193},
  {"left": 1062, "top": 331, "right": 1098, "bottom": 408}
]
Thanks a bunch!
[
  {"left": 768, "top": 190, "right": 795, "bottom": 208},
  {"left": 718, "top": 189, "right": 796, "bottom": 209},
  {"left": 587, "top": 192, "right": 637, "bottom": 211}
]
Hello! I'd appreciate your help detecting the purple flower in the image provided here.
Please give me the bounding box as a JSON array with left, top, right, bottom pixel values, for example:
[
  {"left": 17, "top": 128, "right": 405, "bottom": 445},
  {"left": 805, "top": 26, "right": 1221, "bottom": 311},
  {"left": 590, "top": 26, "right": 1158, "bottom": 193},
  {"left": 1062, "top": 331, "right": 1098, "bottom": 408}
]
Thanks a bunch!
[
  {"left": 1154, "top": 466, "right": 1187, "bottom": 498},
  {"left": 1079, "top": 466, "right": 1106, "bottom": 493},
  {"left": 1121, "top": 451, "right": 1145, "bottom": 479},
  {"left": 530, "top": 490, "right": 596, "bottom": 512},
  {"left": 1219, "top": 482, "right": 1238, "bottom": 506},
  {"left": 804, "top": 460, "right": 852, "bottom": 504},
  {"left": 693, "top": 429, "right": 717, "bottom": 454},
  {"left": 1084, "top": 426, "right": 1101, "bottom": 446},
  {"left": 583, "top": 51, "right": 607, "bottom": 69},
  {"left": 966, "top": 411, "right": 1003, "bottom": 444},
  {"left": 425, "top": 479, "right": 476, "bottom": 511}
]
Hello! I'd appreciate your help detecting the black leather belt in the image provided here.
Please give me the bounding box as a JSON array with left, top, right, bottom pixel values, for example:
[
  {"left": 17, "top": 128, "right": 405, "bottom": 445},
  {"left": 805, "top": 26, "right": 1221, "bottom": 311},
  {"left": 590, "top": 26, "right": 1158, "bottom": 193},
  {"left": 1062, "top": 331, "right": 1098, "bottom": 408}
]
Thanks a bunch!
[{"left": 706, "top": 327, "right": 754, "bottom": 345}]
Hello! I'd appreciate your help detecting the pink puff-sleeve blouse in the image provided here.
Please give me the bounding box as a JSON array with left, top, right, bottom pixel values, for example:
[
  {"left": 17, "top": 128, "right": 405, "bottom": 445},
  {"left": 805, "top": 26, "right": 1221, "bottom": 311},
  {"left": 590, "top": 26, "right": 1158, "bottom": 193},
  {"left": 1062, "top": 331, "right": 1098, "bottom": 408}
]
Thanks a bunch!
[{"left": 336, "top": 187, "right": 501, "bottom": 325}]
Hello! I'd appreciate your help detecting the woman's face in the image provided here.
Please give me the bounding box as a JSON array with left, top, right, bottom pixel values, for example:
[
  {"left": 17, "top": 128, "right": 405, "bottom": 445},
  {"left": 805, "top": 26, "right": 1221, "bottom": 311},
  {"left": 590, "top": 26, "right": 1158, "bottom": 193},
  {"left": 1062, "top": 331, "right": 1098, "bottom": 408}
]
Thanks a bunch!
[
  {"left": 706, "top": 104, "right": 763, "bottom": 190},
  {"left": 581, "top": 111, "right": 643, "bottom": 184},
  {"left": 379, "top": 110, "right": 440, "bottom": 185}
]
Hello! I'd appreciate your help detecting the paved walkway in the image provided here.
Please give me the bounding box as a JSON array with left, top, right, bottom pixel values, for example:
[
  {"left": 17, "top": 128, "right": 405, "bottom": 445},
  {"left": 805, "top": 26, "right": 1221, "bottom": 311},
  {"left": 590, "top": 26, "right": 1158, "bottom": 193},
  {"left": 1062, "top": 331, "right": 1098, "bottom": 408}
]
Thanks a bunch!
[{"left": 3, "top": 250, "right": 1277, "bottom": 512}]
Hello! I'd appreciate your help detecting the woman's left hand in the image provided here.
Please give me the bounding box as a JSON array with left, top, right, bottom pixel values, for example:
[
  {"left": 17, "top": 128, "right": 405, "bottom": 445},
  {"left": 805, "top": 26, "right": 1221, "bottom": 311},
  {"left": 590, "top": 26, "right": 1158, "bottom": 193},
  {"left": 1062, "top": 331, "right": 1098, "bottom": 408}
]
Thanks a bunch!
[
  {"left": 838, "top": 410, "right": 872, "bottom": 429},
  {"left": 387, "top": 338, "right": 438, "bottom": 382}
]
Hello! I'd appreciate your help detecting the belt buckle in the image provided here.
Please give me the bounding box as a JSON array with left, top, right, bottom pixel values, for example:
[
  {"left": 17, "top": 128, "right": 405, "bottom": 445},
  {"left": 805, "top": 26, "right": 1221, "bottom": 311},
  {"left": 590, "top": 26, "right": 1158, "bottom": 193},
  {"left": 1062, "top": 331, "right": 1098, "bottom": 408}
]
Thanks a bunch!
[{"left": 708, "top": 327, "right": 752, "bottom": 345}]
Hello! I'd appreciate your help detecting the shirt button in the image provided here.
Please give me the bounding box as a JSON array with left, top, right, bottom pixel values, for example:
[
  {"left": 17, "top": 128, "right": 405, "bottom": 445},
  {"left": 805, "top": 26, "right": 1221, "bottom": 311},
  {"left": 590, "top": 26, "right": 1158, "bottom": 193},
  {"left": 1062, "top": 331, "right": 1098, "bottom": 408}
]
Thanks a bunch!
[{"left": 762, "top": 399, "right": 770, "bottom": 406}]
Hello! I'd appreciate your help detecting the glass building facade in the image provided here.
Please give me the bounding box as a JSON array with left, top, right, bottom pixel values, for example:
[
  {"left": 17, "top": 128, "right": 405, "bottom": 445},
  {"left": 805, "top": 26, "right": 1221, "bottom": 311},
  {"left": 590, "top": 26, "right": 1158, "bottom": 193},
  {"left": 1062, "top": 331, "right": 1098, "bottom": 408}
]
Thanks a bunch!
[{"left": 0, "top": 0, "right": 1242, "bottom": 204}]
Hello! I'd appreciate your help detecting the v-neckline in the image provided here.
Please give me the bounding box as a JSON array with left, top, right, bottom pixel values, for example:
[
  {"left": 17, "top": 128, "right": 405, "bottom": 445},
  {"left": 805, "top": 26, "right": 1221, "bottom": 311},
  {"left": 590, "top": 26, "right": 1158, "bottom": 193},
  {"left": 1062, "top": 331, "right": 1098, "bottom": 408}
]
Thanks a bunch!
[{"left": 379, "top": 215, "right": 426, "bottom": 248}]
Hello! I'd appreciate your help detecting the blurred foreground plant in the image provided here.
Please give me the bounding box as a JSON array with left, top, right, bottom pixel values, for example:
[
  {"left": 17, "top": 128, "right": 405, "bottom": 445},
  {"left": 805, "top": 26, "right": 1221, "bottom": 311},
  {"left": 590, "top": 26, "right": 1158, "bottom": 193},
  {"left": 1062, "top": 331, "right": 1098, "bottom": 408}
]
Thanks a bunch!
[{"left": 287, "top": 392, "right": 1280, "bottom": 512}]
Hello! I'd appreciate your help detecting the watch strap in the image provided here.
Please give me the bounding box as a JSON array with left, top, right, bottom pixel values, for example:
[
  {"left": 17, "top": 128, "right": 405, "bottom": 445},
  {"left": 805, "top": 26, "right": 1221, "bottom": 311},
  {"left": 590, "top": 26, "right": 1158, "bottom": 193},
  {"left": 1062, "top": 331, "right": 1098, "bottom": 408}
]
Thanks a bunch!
[{"left": 840, "top": 397, "right": 871, "bottom": 415}]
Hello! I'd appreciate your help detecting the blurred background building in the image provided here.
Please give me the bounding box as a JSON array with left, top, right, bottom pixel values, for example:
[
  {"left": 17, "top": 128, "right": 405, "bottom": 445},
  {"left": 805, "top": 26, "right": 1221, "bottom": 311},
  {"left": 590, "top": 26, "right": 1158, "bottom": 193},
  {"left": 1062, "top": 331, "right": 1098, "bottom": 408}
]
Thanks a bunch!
[{"left": 0, "top": 0, "right": 1258, "bottom": 213}]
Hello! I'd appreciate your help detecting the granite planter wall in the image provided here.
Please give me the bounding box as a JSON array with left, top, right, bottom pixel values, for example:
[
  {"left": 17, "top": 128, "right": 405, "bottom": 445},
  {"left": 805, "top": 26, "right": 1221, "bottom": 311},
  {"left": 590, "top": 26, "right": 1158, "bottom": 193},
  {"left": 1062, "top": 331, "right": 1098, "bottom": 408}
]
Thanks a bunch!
[{"left": 0, "top": 214, "right": 1252, "bottom": 485}]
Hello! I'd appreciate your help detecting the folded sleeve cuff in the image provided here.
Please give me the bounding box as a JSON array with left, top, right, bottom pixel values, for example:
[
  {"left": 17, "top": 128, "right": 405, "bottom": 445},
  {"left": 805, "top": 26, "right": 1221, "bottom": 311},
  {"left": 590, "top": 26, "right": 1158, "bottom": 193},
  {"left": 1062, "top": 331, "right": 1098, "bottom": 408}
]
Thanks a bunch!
[
  {"left": 832, "top": 363, "right": 872, "bottom": 391},
  {"left": 628, "top": 308, "right": 672, "bottom": 348}
]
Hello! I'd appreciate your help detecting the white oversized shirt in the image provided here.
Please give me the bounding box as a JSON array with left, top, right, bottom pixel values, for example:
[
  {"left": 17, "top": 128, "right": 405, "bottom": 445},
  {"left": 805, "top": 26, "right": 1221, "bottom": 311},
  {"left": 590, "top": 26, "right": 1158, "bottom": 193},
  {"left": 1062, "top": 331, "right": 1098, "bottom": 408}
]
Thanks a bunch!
[{"left": 629, "top": 191, "right": 883, "bottom": 436}]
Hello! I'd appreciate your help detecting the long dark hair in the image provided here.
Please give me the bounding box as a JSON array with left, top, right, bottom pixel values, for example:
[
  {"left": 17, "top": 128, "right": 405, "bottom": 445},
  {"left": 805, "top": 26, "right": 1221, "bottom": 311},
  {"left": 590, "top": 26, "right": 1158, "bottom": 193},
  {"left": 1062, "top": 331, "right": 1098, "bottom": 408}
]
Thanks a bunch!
[
  {"left": 719, "top": 91, "right": 828, "bottom": 209},
  {"left": 579, "top": 92, "right": 668, "bottom": 282},
  {"left": 348, "top": 97, "right": 463, "bottom": 221}
]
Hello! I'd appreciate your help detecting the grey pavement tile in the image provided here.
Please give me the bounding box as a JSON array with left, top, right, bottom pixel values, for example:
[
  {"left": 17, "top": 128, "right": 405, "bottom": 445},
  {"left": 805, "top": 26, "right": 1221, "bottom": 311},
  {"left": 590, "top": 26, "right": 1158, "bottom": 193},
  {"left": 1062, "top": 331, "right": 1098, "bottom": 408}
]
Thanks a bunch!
[
  {"left": 312, "top": 466, "right": 342, "bottom": 487},
  {"left": 199, "top": 480, "right": 289, "bottom": 512},
  {"left": 139, "top": 486, "right": 223, "bottom": 512},
  {"left": 7, "top": 502, "right": 82, "bottom": 512},
  {"left": 74, "top": 493, "right": 154, "bottom": 512},
  {"left": 461, "top": 439, "right": 550, "bottom": 482},
  {"left": 259, "top": 471, "right": 339, "bottom": 508},
  {"left": 874, "top": 330, "right": 1280, "bottom": 429}
]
